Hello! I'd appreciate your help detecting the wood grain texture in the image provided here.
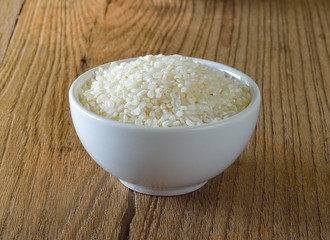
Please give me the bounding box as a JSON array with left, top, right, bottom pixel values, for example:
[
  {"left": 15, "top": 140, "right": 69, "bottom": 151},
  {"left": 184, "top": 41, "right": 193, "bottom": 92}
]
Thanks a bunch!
[{"left": 0, "top": 0, "right": 329, "bottom": 239}]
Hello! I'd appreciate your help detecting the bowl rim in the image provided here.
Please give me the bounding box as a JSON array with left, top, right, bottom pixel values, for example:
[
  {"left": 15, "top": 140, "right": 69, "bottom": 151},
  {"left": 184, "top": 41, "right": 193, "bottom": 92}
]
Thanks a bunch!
[{"left": 69, "top": 56, "right": 261, "bottom": 131}]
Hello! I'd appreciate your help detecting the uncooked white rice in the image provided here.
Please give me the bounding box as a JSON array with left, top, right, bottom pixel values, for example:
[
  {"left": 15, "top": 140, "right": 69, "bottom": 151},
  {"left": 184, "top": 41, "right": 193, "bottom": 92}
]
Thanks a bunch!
[{"left": 78, "top": 54, "right": 251, "bottom": 127}]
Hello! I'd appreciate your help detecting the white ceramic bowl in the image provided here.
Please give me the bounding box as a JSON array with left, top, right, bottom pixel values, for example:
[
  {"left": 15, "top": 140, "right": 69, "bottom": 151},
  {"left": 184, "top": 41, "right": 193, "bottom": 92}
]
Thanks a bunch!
[{"left": 69, "top": 57, "right": 261, "bottom": 196}]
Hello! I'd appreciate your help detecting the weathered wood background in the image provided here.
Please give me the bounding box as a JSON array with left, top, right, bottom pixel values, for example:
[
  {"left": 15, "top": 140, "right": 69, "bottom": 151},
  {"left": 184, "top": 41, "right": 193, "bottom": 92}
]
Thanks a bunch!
[{"left": 0, "top": 0, "right": 329, "bottom": 239}]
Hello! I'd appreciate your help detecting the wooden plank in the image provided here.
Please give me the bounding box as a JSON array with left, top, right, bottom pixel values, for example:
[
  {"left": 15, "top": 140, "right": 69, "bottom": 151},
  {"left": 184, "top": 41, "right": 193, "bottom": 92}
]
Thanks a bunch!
[{"left": 0, "top": 0, "right": 328, "bottom": 239}]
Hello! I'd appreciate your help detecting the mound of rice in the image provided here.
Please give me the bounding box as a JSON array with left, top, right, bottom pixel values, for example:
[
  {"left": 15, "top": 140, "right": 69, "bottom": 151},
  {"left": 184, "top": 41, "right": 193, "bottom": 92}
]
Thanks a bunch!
[{"left": 78, "top": 54, "right": 251, "bottom": 127}]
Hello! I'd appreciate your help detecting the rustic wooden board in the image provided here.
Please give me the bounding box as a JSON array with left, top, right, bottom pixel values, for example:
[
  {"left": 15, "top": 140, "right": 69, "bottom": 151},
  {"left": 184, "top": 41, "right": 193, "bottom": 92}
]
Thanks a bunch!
[{"left": 0, "top": 0, "right": 329, "bottom": 239}]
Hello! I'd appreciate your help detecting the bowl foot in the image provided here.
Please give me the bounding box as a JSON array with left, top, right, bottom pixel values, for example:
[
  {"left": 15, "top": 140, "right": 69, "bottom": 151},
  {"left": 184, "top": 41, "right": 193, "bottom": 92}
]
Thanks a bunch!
[{"left": 119, "top": 180, "right": 207, "bottom": 196}]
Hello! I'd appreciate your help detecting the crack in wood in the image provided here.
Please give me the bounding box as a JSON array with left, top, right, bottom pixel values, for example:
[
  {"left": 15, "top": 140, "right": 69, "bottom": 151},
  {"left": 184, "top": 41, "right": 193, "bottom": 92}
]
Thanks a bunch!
[
  {"left": 0, "top": 0, "right": 26, "bottom": 67},
  {"left": 118, "top": 190, "right": 136, "bottom": 240},
  {"left": 80, "top": 55, "right": 88, "bottom": 67},
  {"left": 104, "top": 0, "right": 112, "bottom": 18},
  {"left": 7, "top": 0, "right": 26, "bottom": 46}
]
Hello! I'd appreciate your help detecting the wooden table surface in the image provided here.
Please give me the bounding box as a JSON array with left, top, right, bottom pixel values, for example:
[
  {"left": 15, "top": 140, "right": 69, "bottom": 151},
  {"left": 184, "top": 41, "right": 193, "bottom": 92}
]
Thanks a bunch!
[{"left": 0, "top": 0, "right": 329, "bottom": 239}]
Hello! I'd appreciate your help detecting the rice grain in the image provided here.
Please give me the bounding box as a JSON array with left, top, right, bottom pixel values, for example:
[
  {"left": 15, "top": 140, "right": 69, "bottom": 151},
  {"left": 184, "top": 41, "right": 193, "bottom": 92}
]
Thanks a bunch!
[{"left": 78, "top": 54, "right": 251, "bottom": 127}]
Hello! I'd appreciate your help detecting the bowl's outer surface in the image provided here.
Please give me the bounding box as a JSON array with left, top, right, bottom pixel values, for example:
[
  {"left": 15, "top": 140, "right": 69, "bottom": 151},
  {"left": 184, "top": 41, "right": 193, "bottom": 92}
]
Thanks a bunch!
[{"left": 69, "top": 57, "right": 261, "bottom": 195}]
